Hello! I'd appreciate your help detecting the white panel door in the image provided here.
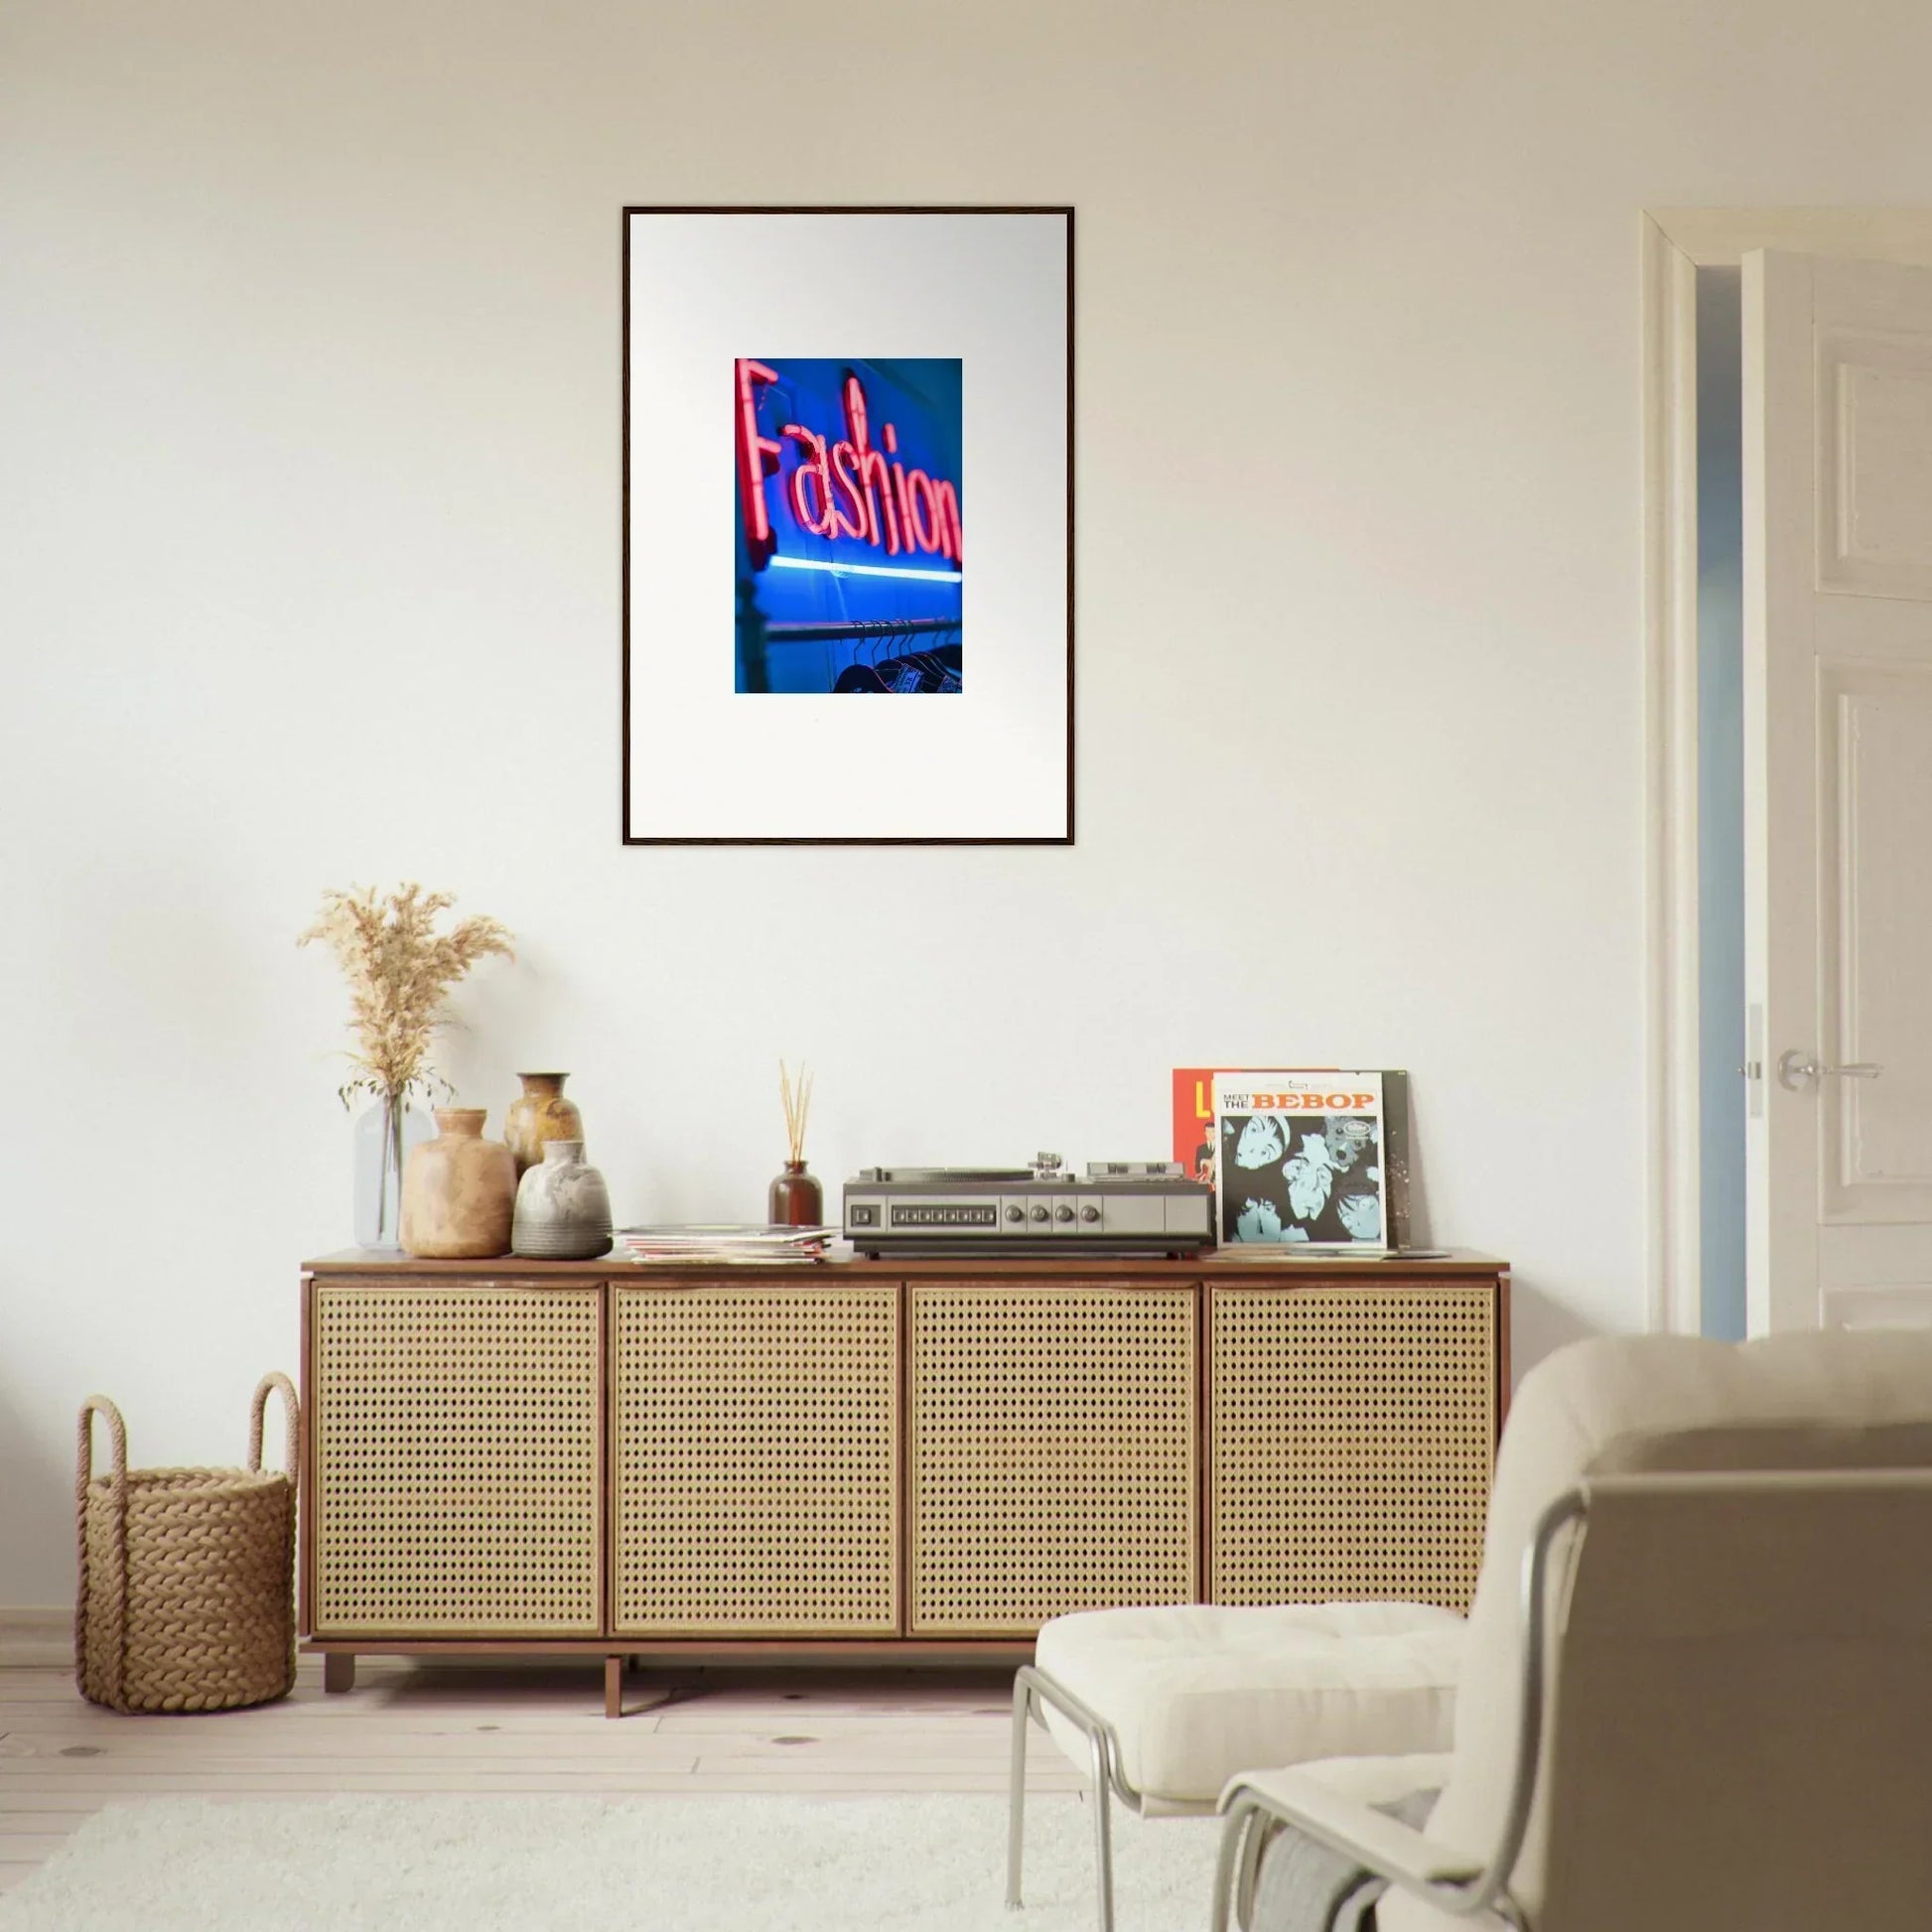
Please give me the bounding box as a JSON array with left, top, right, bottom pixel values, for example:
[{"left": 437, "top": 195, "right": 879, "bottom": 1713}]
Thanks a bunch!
[{"left": 1744, "top": 250, "right": 1932, "bottom": 1331}]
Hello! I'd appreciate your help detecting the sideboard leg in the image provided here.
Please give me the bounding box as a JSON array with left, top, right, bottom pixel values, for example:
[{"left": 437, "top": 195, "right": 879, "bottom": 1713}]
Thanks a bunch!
[
  {"left": 323, "top": 1653, "right": 356, "bottom": 1695},
  {"left": 605, "top": 1654, "right": 623, "bottom": 1719}
]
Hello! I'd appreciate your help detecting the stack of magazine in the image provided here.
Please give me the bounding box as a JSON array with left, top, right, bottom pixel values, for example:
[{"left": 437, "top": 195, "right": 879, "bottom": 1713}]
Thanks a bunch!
[{"left": 614, "top": 1224, "right": 837, "bottom": 1265}]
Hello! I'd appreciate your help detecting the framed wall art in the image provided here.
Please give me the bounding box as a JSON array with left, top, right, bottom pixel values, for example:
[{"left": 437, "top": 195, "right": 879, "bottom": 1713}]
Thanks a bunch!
[{"left": 621, "top": 207, "right": 1073, "bottom": 844}]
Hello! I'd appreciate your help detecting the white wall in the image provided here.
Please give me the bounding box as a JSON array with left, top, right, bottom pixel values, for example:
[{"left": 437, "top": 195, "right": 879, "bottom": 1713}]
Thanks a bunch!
[{"left": 6, "top": 0, "right": 1929, "bottom": 1604}]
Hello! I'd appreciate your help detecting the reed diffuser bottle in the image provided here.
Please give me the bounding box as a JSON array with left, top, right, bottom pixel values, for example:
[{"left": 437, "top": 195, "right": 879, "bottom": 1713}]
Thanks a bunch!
[{"left": 768, "top": 1058, "right": 823, "bottom": 1226}]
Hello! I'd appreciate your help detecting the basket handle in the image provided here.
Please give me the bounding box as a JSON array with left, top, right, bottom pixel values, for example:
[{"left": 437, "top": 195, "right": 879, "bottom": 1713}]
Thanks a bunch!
[
  {"left": 74, "top": 1395, "right": 129, "bottom": 1707},
  {"left": 77, "top": 1394, "right": 128, "bottom": 1506},
  {"left": 248, "top": 1371, "right": 299, "bottom": 1478}
]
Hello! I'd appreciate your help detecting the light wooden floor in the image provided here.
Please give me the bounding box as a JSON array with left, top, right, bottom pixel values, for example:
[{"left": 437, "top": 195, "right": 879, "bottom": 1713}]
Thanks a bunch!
[{"left": 0, "top": 1657, "right": 1083, "bottom": 1894}]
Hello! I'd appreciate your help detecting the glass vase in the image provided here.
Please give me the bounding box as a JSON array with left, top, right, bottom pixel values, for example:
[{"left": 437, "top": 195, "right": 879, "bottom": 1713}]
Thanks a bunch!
[{"left": 352, "top": 1094, "right": 433, "bottom": 1252}]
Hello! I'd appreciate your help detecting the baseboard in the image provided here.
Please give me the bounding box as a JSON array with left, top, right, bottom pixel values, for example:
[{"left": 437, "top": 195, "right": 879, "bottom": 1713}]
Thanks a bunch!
[{"left": 0, "top": 1605, "right": 72, "bottom": 1668}]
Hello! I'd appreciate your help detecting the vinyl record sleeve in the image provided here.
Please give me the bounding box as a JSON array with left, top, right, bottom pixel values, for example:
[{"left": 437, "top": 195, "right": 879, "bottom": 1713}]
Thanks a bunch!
[{"left": 1187, "top": 1069, "right": 1413, "bottom": 1250}]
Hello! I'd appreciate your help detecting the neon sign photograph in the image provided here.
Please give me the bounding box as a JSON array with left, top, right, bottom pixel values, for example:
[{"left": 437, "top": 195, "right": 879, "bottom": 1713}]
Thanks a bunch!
[
  {"left": 623, "top": 206, "right": 1071, "bottom": 844},
  {"left": 734, "top": 357, "right": 963, "bottom": 693}
]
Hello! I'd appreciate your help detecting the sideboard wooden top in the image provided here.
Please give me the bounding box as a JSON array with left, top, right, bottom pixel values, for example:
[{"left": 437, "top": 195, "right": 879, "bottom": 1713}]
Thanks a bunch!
[{"left": 305, "top": 1247, "right": 1507, "bottom": 1280}]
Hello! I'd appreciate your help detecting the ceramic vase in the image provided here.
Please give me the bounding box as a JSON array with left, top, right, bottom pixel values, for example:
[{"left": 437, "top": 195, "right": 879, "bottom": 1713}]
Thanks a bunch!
[
  {"left": 511, "top": 1140, "right": 614, "bottom": 1260},
  {"left": 767, "top": 1160, "right": 824, "bottom": 1228},
  {"left": 400, "top": 1109, "right": 516, "bottom": 1259},
  {"left": 504, "top": 1072, "right": 585, "bottom": 1176}
]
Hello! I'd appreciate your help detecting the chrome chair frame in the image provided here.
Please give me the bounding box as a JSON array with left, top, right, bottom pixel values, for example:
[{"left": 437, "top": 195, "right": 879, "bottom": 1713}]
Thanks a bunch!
[
  {"left": 1008, "top": 1662, "right": 1199, "bottom": 1932},
  {"left": 1210, "top": 1483, "right": 1579, "bottom": 1931}
]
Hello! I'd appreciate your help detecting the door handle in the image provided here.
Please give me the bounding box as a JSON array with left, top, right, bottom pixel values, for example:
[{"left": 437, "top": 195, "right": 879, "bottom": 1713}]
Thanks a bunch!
[{"left": 1777, "top": 1050, "right": 1883, "bottom": 1090}]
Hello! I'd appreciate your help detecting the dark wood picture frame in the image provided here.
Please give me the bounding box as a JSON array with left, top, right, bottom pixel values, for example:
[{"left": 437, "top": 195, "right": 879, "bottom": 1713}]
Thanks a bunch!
[{"left": 621, "top": 205, "right": 1075, "bottom": 846}]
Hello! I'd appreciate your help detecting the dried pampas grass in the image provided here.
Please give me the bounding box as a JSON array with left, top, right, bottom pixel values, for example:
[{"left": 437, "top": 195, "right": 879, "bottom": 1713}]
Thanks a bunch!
[{"left": 299, "top": 884, "right": 514, "bottom": 1108}]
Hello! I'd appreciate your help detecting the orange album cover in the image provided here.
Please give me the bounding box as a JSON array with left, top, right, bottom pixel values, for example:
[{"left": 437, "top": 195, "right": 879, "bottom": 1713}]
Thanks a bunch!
[{"left": 1172, "top": 1067, "right": 1341, "bottom": 1185}]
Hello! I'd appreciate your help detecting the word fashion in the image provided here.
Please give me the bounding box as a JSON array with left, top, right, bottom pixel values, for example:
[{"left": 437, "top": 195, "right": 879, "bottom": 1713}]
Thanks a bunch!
[
  {"left": 732, "top": 356, "right": 965, "bottom": 695},
  {"left": 736, "top": 362, "right": 963, "bottom": 566}
]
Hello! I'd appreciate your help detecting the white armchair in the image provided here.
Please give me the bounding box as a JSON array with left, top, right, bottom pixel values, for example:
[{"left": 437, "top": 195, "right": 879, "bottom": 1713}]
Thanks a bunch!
[
  {"left": 1213, "top": 1329, "right": 1932, "bottom": 1932},
  {"left": 1008, "top": 1601, "right": 1465, "bottom": 1929}
]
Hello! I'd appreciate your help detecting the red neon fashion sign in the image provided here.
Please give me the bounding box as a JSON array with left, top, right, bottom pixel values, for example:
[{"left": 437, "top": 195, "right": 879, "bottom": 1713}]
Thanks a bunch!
[{"left": 735, "top": 361, "right": 962, "bottom": 569}]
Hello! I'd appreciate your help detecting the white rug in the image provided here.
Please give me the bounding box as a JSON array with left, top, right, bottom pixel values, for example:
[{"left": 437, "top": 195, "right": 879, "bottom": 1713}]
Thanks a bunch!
[{"left": 0, "top": 1793, "right": 1224, "bottom": 1931}]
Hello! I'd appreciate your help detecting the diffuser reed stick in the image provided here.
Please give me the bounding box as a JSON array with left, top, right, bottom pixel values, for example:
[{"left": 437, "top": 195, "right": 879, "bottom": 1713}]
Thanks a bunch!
[{"left": 779, "top": 1059, "right": 813, "bottom": 1164}]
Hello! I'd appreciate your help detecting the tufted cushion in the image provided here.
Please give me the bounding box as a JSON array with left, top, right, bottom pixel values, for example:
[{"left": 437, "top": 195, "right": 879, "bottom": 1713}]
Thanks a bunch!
[{"left": 1033, "top": 1601, "right": 1465, "bottom": 1812}]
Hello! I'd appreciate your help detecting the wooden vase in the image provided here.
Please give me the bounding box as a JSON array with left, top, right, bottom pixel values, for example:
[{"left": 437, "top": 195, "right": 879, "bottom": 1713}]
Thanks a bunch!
[
  {"left": 400, "top": 1109, "right": 516, "bottom": 1258},
  {"left": 504, "top": 1072, "right": 586, "bottom": 1176}
]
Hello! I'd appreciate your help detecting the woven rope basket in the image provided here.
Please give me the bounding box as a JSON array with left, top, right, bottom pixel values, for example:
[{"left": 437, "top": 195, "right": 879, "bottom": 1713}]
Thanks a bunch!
[{"left": 75, "top": 1373, "right": 298, "bottom": 1714}]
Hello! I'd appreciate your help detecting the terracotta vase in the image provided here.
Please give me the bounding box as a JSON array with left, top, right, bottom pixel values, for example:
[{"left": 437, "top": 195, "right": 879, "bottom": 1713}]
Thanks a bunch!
[
  {"left": 512, "top": 1141, "right": 615, "bottom": 1260},
  {"left": 504, "top": 1072, "right": 585, "bottom": 1176},
  {"left": 400, "top": 1109, "right": 516, "bottom": 1259}
]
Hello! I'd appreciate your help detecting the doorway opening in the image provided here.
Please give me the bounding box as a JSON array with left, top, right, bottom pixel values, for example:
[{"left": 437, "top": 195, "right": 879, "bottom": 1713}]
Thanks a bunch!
[
  {"left": 1647, "top": 211, "right": 1932, "bottom": 1335},
  {"left": 1695, "top": 267, "right": 1745, "bottom": 1341}
]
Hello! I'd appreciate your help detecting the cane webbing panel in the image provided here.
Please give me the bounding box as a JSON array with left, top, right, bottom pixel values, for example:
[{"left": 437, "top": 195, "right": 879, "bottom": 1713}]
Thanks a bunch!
[
  {"left": 909, "top": 1284, "right": 1197, "bottom": 1635},
  {"left": 1209, "top": 1284, "right": 1495, "bottom": 1612},
  {"left": 312, "top": 1283, "right": 601, "bottom": 1635},
  {"left": 612, "top": 1284, "right": 898, "bottom": 1635}
]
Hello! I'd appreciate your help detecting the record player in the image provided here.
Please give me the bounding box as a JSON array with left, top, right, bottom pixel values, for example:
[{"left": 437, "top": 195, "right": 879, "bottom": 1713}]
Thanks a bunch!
[{"left": 843, "top": 1155, "right": 1213, "bottom": 1257}]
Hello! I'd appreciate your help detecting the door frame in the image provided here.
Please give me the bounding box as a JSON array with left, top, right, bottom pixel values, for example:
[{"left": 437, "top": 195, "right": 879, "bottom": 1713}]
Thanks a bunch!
[{"left": 1641, "top": 209, "right": 1932, "bottom": 1334}]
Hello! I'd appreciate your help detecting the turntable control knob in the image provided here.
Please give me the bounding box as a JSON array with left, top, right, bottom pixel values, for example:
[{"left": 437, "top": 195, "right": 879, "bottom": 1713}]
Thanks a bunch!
[
  {"left": 1005, "top": 1205, "right": 1025, "bottom": 1223},
  {"left": 1080, "top": 1205, "right": 1101, "bottom": 1223},
  {"left": 1054, "top": 1205, "right": 1075, "bottom": 1223},
  {"left": 1030, "top": 1204, "right": 1050, "bottom": 1224}
]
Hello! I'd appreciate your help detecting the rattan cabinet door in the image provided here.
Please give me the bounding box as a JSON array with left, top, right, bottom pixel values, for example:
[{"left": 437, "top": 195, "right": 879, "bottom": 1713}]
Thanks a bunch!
[
  {"left": 1209, "top": 1283, "right": 1496, "bottom": 1612},
  {"left": 312, "top": 1282, "right": 602, "bottom": 1635},
  {"left": 908, "top": 1283, "right": 1197, "bottom": 1635},
  {"left": 612, "top": 1283, "right": 899, "bottom": 1635}
]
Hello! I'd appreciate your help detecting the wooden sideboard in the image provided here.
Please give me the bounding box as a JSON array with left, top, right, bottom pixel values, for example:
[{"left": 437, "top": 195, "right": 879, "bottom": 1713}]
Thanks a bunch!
[{"left": 299, "top": 1250, "right": 1509, "bottom": 1714}]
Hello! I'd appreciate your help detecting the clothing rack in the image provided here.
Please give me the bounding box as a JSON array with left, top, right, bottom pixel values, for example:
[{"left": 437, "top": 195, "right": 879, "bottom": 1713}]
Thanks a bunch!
[
  {"left": 763, "top": 617, "right": 958, "bottom": 644},
  {"left": 759, "top": 615, "right": 961, "bottom": 693}
]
